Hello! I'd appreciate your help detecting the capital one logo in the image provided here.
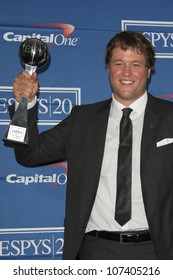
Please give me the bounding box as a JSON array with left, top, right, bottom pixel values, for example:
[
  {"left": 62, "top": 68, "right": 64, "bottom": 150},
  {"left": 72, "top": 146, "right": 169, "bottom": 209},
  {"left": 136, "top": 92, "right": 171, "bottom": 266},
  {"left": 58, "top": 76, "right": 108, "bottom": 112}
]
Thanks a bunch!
[
  {"left": 121, "top": 20, "right": 173, "bottom": 58},
  {"left": 6, "top": 162, "right": 68, "bottom": 188},
  {"left": 3, "top": 22, "right": 79, "bottom": 47}
]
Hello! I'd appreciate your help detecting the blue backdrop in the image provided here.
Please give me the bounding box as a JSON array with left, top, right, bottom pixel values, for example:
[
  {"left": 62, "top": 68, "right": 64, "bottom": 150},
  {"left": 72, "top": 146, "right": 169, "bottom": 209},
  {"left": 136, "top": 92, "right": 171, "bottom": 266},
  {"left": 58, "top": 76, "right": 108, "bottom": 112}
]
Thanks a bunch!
[{"left": 0, "top": 0, "right": 173, "bottom": 259}]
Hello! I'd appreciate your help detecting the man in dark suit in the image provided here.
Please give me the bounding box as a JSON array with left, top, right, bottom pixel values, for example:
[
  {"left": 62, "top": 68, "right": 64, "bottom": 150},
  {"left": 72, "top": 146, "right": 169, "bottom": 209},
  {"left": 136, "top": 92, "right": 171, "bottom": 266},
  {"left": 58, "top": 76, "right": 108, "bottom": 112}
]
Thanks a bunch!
[{"left": 10, "top": 31, "right": 173, "bottom": 259}]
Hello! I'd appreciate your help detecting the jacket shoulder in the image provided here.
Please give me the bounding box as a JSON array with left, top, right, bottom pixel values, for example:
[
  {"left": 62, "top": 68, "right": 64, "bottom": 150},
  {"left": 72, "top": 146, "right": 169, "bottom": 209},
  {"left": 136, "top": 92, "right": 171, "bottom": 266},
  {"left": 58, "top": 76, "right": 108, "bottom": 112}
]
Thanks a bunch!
[
  {"left": 72, "top": 98, "right": 112, "bottom": 114},
  {"left": 148, "top": 93, "right": 173, "bottom": 113}
]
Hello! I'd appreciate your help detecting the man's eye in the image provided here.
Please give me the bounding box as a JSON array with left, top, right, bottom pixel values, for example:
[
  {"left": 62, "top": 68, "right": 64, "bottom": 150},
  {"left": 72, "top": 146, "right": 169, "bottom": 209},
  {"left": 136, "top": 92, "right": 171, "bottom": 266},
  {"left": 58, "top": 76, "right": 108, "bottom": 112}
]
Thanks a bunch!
[
  {"left": 115, "top": 63, "right": 123, "bottom": 66},
  {"left": 132, "top": 63, "right": 141, "bottom": 67}
]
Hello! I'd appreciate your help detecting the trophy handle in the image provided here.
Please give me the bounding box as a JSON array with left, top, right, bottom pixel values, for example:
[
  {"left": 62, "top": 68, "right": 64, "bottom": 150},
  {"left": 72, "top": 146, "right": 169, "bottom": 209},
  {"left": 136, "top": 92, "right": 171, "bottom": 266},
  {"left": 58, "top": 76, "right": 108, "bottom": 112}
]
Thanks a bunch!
[{"left": 25, "top": 64, "right": 37, "bottom": 75}]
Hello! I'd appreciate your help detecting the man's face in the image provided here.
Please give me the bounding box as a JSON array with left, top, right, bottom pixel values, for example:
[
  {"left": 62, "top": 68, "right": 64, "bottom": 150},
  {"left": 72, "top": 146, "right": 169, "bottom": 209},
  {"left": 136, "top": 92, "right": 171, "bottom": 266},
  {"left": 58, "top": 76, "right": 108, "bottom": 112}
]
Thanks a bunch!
[{"left": 107, "top": 47, "right": 151, "bottom": 106}]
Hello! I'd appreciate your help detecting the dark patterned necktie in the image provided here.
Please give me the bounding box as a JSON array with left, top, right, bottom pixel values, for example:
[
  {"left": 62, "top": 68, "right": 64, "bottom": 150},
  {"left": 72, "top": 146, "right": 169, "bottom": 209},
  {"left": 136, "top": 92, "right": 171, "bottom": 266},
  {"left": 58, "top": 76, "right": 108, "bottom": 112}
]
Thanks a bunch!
[{"left": 115, "top": 107, "right": 133, "bottom": 226}]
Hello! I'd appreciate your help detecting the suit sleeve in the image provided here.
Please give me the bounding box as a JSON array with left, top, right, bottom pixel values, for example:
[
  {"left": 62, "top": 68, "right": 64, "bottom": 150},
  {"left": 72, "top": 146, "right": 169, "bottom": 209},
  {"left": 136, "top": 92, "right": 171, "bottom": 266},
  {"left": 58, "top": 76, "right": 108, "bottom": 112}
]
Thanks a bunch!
[{"left": 10, "top": 102, "right": 71, "bottom": 167}]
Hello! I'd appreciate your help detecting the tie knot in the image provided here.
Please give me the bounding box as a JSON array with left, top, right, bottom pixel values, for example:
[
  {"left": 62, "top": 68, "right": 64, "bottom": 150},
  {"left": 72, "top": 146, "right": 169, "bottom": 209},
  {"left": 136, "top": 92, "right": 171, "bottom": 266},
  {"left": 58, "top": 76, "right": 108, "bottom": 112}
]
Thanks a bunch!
[{"left": 122, "top": 107, "right": 133, "bottom": 118}]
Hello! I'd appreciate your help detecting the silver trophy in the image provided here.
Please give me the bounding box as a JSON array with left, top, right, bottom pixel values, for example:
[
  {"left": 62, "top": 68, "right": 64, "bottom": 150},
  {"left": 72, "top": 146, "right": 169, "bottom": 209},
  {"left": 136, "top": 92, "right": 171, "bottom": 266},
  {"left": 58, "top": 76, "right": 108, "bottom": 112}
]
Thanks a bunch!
[{"left": 3, "top": 38, "right": 49, "bottom": 145}]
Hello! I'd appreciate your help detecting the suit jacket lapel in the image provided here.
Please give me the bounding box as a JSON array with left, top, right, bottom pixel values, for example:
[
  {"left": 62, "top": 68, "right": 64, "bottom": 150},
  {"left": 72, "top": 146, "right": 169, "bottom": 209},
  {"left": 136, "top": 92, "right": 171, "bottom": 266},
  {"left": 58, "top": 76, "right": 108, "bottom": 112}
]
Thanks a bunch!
[
  {"left": 78, "top": 99, "right": 111, "bottom": 228},
  {"left": 93, "top": 99, "right": 111, "bottom": 180},
  {"left": 140, "top": 94, "right": 160, "bottom": 205},
  {"left": 82, "top": 98, "right": 111, "bottom": 209},
  {"left": 141, "top": 96, "right": 159, "bottom": 169}
]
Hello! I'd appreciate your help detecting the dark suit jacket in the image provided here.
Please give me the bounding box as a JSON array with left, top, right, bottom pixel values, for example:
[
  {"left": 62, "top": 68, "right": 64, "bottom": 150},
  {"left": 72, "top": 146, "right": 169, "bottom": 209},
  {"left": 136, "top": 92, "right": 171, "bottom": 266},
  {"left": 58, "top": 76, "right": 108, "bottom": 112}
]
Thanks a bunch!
[{"left": 12, "top": 93, "right": 173, "bottom": 259}]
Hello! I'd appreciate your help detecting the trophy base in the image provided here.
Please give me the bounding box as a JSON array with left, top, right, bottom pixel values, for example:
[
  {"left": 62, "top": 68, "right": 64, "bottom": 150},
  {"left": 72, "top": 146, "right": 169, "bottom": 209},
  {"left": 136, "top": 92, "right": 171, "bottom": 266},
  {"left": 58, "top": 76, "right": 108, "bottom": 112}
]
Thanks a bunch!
[
  {"left": 2, "top": 96, "right": 28, "bottom": 145},
  {"left": 2, "top": 124, "right": 28, "bottom": 145}
]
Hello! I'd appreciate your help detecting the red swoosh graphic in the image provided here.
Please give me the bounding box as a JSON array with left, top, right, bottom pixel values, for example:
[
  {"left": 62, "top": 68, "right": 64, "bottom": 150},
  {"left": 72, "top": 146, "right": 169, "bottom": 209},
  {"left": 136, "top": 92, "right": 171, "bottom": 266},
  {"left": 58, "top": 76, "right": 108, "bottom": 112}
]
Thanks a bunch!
[
  {"left": 47, "top": 162, "right": 68, "bottom": 189},
  {"left": 49, "top": 162, "right": 68, "bottom": 170},
  {"left": 32, "top": 23, "right": 75, "bottom": 37},
  {"left": 157, "top": 94, "right": 173, "bottom": 99}
]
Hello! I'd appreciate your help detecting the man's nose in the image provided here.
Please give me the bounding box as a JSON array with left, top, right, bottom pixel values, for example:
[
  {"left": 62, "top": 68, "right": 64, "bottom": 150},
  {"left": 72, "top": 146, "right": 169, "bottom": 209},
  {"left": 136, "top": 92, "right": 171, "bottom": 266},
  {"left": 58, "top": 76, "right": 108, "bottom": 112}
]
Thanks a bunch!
[{"left": 122, "top": 64, "right": 132, "bottom": 76}]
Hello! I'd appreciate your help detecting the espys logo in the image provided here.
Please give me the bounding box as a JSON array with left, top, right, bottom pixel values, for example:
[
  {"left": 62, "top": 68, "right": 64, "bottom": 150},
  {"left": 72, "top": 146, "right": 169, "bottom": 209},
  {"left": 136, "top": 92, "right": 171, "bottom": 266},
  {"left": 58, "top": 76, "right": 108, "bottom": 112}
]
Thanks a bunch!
[
  {"left": 0, "top": 86, "right": 81, "bottom": 126},
  {"left": 0, "top": 228, "right": 64, "bottom": 258},
  {"left": 121, "top": 20, "right": 173, "bottom": 58},
  {"left": 3, "top": 23, "right": 79, "bottom": 47}
]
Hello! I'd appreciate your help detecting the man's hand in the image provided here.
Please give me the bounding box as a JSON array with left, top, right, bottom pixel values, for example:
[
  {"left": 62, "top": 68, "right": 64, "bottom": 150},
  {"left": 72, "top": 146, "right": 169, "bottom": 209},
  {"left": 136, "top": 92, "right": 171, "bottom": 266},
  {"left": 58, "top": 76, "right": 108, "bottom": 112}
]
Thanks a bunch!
[{"left": 13, "top": 70, "right": 39, "bottom": 103}]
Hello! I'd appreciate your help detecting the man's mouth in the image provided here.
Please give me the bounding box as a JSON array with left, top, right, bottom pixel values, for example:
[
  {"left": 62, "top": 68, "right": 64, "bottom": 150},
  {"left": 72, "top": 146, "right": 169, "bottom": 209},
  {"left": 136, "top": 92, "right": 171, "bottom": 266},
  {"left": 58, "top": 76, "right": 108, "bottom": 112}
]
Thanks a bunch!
[{"left": 120, "top": 80, "right": 134, "bottom": 85}]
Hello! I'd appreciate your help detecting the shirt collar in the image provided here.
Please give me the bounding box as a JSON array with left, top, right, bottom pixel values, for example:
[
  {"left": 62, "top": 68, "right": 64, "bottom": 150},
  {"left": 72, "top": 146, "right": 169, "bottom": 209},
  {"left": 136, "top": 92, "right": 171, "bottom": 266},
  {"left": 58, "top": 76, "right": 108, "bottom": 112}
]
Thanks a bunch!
[{"left": 111, "top": 91, "right": 148, "bottom": 118}]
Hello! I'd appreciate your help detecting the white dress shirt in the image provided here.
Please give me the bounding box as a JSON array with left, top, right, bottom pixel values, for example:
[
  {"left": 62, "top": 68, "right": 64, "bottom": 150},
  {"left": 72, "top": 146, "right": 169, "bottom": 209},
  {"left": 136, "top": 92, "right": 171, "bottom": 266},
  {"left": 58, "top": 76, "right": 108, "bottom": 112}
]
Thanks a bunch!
[{"left": 86, "top": 92, "right": 149, "bottom": 232}]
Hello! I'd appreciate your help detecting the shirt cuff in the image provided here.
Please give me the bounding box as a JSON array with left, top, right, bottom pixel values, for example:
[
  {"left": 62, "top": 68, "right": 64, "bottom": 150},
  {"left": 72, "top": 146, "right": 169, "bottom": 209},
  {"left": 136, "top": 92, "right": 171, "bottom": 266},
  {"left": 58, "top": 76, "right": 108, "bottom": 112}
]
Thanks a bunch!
[{"left": 15, "top": 96, "right": 37, "bottom": 111}]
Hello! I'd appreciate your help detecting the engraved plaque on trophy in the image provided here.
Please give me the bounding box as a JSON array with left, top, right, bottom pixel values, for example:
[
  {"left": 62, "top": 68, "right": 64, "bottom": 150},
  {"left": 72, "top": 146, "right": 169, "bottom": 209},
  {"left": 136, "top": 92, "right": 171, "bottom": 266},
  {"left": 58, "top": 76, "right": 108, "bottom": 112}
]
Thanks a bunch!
[{"left": 2, "top": 38, "right": 49, "bottom": 145}]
